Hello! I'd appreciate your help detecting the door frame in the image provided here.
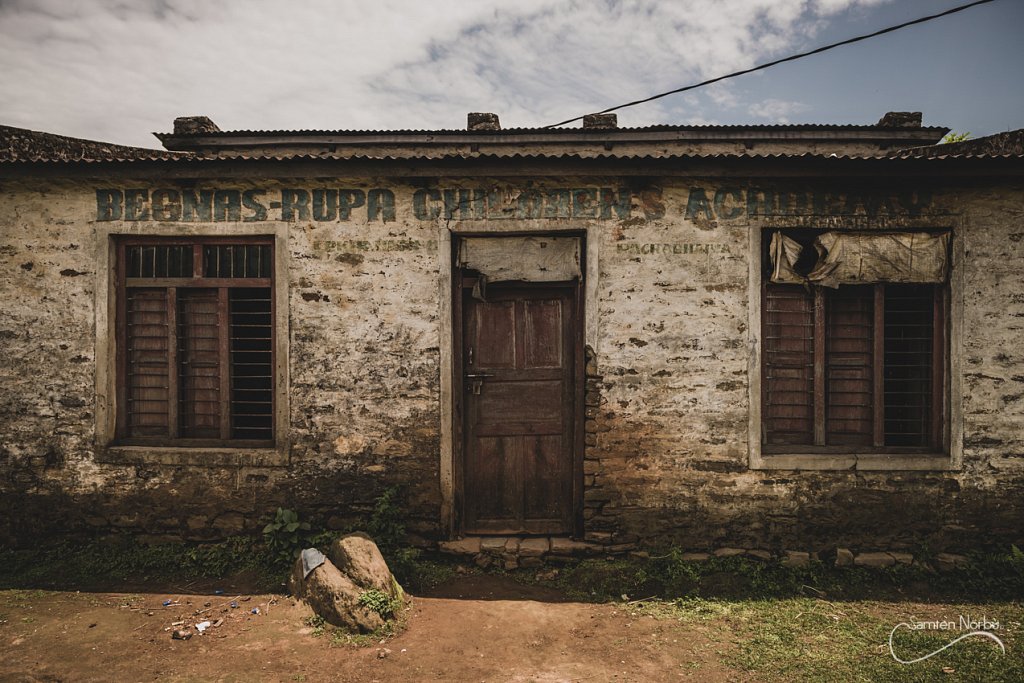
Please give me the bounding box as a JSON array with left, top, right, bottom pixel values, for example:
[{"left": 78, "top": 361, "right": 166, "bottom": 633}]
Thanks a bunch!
[{"left": 449, "top": 230, "right": 587, "bottom": 539}]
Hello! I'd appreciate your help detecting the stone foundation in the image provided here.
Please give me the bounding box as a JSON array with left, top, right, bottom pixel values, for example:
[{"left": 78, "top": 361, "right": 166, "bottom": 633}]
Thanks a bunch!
[{"left": 437, "top": 538, "right": 973, "bottom": 572}]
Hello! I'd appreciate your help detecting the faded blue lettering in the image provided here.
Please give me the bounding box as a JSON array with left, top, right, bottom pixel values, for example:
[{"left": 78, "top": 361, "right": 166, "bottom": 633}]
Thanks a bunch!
[
  {"left": 213, "top": 190, "right": 241, "bottom": 222},
  {"left": 152, "top": 190, "right": 181, "bottom": 221},
  {"left": 96, "top": 190, "right": 123, "bottom": 221},
  {"left": 368, "top": 189, "right": 396, "bottom": 222}
]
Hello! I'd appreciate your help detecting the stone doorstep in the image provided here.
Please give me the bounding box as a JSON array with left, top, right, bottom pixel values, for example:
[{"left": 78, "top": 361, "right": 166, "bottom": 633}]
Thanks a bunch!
[{"left": 438, "top": 535, "right": 612, "bottom": 564}]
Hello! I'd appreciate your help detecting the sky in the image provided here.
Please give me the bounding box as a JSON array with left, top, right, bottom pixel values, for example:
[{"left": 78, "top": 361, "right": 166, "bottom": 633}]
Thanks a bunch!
[{"left": 0, "top": 0, "right": 1021, "bottom": 149}]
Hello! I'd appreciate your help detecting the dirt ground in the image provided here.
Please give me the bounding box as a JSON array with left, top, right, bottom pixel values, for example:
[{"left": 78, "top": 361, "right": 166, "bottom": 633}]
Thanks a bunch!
[{"left": 0, "top": 574, "right": 738, "bottom": 683}]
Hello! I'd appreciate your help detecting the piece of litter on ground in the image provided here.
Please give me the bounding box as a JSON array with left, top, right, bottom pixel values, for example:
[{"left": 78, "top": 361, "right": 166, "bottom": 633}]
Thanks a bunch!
[
  {"left": 196, "top": 621, "right": 212, "bottom": 633},
  {"left": 171, "top": 629, "right": 192, "bottom": 640},
  {"left": 230, "top": 602, "right": 239, "bottom": 609},
  {"left": 251, "top": 608, "right": 260, "bottom": 615},
  {"left": 162, "top": 600, "right": 173, "bottom": 607},
  {"left": 171, "top": 621, "right": 184, "bottom": 627},
  {"left": 212, "top": 619, "right": 224, "bottom": 628}
]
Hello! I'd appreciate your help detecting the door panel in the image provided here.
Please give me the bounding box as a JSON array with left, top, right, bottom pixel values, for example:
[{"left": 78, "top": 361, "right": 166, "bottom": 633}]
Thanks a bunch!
[{"left": 462, "top": 285, "right": 576, "bottom": 534}]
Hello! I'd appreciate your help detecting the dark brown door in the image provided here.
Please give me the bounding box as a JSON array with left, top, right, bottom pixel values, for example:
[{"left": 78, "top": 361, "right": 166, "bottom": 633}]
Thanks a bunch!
[{"left": 461, "top": 284, "right": 576, "bottom": 534}]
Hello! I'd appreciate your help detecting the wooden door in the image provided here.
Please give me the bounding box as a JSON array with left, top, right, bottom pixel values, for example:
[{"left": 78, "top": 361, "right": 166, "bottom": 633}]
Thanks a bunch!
[{"left": 461, "top": 284, "right": 576, "bottom": 534}]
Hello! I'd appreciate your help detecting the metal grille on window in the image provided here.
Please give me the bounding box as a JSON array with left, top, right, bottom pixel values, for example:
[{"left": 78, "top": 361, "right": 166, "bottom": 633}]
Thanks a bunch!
[
  {"left": 884, "top": 285, "right": 934, "bottom": 447},
  {"left": 230, "top": 288, "right": 273, "bottom": 439},
  {"left": 125, "top": 245, "right": 193, "bottom": 278},
  {"left": 204, "top": 245, "right": 272, "bottom": 278}
]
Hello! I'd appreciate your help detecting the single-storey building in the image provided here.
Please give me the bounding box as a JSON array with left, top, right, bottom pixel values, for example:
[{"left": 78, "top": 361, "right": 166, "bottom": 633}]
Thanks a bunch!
[{"left": 1, "top": 112, "right": 1022, "bottom": 562}]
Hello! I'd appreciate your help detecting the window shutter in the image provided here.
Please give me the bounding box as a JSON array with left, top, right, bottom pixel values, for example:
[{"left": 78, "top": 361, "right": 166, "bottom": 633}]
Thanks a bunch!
[
  {"left": 178, "top": 288, "right": 222, "bottom": 438},
  {"left": 126, "top": 288, "right": 170, "bottom": 437},
  {"left": 763, "top": 284, "right": 815, "bottom": 445},
  {"left": 825, "top": 286, "right": 874, "bottom": 446}
]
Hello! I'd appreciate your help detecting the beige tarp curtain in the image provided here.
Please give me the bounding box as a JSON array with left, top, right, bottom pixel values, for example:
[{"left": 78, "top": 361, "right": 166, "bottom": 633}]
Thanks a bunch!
[
  {"left": 769, "top": 231, "right": 950, "bottom": 288},
  {"left": 768, "top": 232, "right": 808, "bottom": 284},
  {"left": 458, "top": 236, "right": 581, "bottom": 299}
]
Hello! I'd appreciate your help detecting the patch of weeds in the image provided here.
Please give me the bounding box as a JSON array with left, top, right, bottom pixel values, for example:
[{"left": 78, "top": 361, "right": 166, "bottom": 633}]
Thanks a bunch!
[
  {"left": 554, "top": 545, "right": 1024, "bottom": 604},
  {"left": 306, "top": 529, "right": 341, "bottom": 553},
  {"left": 262, "top": 508, "right": 311, "bottom": 566},
  {"left": 325, "top": 605, "right": 409, "bottom": 648},
  {"left": 358, "top": 588, "right": 401, "bottom": 619},
  {"left": 555, "top": 558, "right": 656, "bottom": 602},
  {"left": 0, "top": 536, "right": 281, "bottom": 591},
  {"left": 367, "top": 487, "right": 405, "bottom": 552},
  {"left": 304, "top": 614, "right": 327, "bottom": 637}
]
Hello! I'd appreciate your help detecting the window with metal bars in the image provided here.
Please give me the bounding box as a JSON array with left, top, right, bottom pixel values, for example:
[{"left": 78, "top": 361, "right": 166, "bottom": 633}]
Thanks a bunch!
[
  {"left": 117, "top": 238, "right": 274, "bottom": 446},
  {"left": 761, "top": 235, "right": 946, "bottom": 454}
]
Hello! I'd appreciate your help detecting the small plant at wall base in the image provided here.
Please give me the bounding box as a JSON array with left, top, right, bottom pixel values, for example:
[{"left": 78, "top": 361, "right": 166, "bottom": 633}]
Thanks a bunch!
[
  {"left": 367, "top": 487, "right": 405, "bottom": 553},
  {"left": 262, "top": 508, "right": 311, "bottom": 564}
]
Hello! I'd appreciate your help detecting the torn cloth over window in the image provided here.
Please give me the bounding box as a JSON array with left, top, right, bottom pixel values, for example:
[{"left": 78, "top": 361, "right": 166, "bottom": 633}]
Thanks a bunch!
[
  {"left": 768, "top": 231, "right": 950, "bottom": 288},
  {"left": 458, "top": 236, "right": 581, "bottom": 299},
  {"left": 808, "top": 232, "right": 950, "bottom": 288},
  {"left": 768, "top": 232, "right": 808, "bottom": 284}
]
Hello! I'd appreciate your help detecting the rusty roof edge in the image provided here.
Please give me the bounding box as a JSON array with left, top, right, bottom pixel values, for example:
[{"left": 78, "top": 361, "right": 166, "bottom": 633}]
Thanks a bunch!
[
  {"left": 889, "top": 129, "right": 1024, "bottom": 159},
  {"left": 4, "top": 155, "right": 1022, "bottom": 185},
  {"left": 155, "top": 126, "right": 949, "bottom": 151},
  {"left": 153, "top": 123, "right": 951, "bottom": 138}
]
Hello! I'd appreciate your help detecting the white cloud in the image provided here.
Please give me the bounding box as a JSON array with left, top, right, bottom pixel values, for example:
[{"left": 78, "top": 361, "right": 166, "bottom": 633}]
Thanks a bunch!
[
  {"left": 0, "top": 0, "right": 892, "bottom": 146},
  {"left": 747, "top": 98, "right": 810, "bottom": 123}
]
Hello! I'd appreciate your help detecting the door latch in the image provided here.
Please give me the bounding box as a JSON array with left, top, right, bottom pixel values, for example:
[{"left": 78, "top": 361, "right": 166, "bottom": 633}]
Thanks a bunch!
[{"left": 465, "top": 372, "right": 494, "bottom": 395}]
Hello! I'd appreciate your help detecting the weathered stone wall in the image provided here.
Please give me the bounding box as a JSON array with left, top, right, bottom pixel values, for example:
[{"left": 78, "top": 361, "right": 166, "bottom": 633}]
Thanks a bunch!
[{"left": 1, "top": 174, "right": 1022, "bottom": 555}]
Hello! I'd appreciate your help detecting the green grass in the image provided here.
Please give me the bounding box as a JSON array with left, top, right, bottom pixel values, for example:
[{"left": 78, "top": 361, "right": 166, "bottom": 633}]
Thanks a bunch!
[
  {"left": 623, "top": 596, "right": 1022, "bottom": 682},
  {"left": 549, "top": 548, "right": 1024, "bottom": 602}
]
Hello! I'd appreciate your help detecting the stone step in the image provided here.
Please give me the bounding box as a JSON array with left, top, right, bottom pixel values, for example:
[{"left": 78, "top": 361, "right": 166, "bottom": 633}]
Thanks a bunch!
[{"left": 438, "top": 535, "right": 633, "bottom": 569}]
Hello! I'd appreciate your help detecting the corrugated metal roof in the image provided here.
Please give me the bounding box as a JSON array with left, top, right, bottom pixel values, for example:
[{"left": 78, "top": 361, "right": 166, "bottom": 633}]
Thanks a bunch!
[
  {"left": 3, "top": 123, "right": 1022, "bottom": 165},
  {"left": 153, "top": 123, "right": 951, "bottom": 139},
  {"left": 888, "top": 130, "right": 1024, "bottom": 159},
  {"left": 0, "top": 124, "right": 185, "bottom": 163},
  {"left": 5, "top": 150, "right": 1024, "bottom": 165}
]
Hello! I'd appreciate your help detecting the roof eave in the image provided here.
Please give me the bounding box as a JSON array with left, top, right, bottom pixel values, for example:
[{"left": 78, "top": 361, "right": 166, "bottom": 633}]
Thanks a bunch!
[{"left": 154, "top": 126, "right": 950, "bottom": 152}]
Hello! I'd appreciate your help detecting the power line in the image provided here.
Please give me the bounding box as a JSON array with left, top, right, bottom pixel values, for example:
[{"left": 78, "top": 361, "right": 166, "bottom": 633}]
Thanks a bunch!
[{"left": 544, "top": 0, "right": 999, "bottom": 128}]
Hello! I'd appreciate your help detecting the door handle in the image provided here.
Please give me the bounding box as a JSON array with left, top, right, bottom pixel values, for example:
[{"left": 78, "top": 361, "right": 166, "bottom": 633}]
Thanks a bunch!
[{"left": 465, "top": 373, "right": 494, "bottom": 379}]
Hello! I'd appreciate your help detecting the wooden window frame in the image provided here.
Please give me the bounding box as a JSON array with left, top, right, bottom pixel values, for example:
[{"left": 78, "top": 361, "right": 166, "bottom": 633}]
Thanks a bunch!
[
  {"left": 749, "top": 224, "right": 960, "bottom": 472},
  {"left": 114, "top": 236, "right": 275, "bottom": 448}
]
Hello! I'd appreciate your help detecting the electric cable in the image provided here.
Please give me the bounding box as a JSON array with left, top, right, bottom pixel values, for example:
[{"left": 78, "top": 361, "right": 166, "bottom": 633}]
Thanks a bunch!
[{"left": 543, "top": 0, "right": 998, "bottom": 128}]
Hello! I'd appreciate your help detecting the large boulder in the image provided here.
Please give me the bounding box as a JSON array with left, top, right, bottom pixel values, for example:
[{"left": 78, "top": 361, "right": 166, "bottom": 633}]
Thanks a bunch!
[
  {"left": 289, "top": 533, "right": 404, "bottom": 633},
  {"left": 289, "top": 556, "right": 385, "bottom": 633},
  {"left": 327, "top": 532, "right": 403, "bottom": 600}
]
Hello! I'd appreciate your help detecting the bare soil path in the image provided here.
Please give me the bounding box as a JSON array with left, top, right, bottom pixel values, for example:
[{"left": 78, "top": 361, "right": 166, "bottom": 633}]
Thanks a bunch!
[{"left": 0, "top": 575, "right": 736, "bottom": 682}]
